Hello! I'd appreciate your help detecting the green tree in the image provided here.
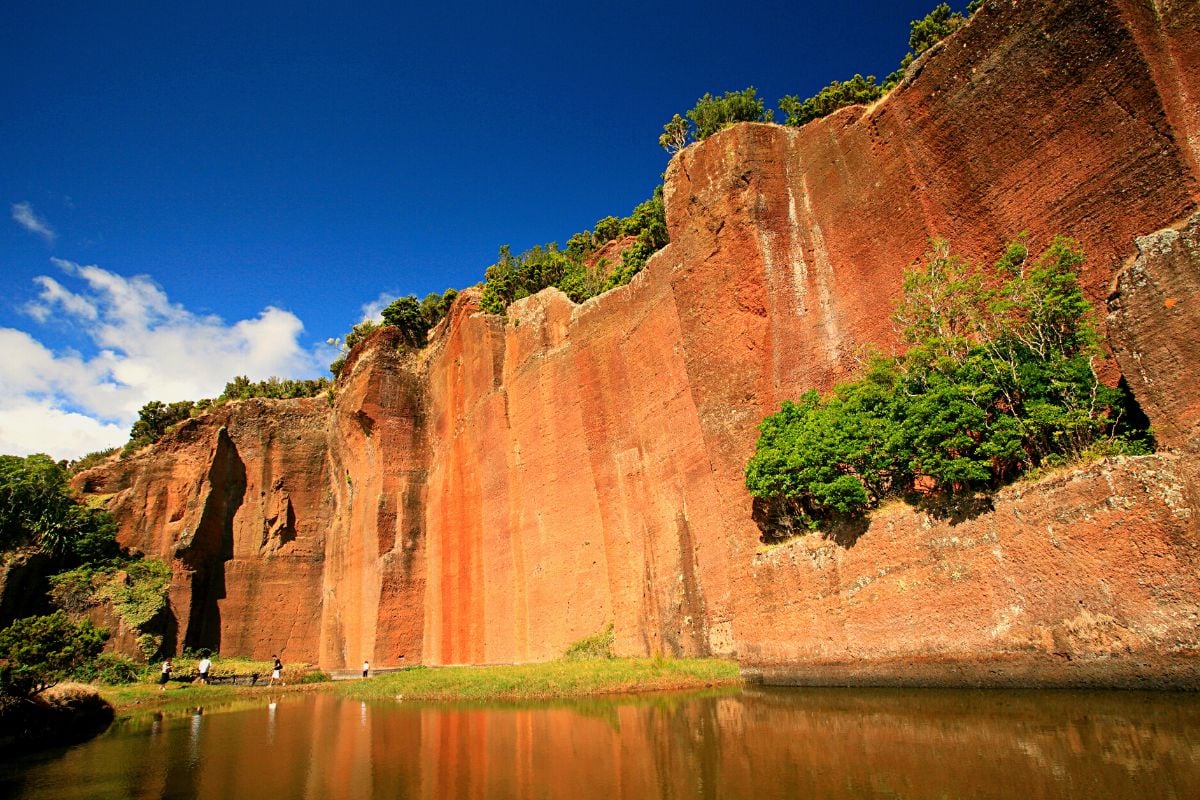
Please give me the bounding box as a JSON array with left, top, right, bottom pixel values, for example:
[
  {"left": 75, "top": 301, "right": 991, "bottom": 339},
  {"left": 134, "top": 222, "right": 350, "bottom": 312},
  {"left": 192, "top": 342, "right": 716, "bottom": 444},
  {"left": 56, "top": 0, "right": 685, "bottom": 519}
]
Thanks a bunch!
[
  {"left": 909, "top": 3, "right": 967, "bottom": 56},
  {"left": 125, "top": 400, "right": 195, "bottom": 454},
  {"left": 779, "top": 75, "right": 885, "bottom": 127},
  {"left": 886, "top": 2, "right": 971, "bottom": 87},
  {"left": 381, "top": 295, "right": 430, "bottom": 347},
  {"left": 0, "top": 612, "right": 107, "bottom": 698},
  {"left": 659, "top": 113, "right": 690, "bottom": 153},
  {"left": 0, "top": 454, "right": 119, "bottom": 562},
  {"left": 686, "top": 87, "right": 773, "bottom": 141},
  {"left": 746, "top": 236, "right": 1149, "bottom": 534}
]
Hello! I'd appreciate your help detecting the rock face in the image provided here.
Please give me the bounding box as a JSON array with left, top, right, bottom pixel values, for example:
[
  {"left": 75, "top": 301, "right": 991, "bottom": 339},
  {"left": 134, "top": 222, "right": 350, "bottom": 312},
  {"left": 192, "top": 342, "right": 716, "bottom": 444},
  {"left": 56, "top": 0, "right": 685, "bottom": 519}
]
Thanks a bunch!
[
  {"left": 1109, "top": 212, "right": 1200, "bottom": 451},
  {"left": 78, "top": 0, "right": 1200, "bottom": 684}
]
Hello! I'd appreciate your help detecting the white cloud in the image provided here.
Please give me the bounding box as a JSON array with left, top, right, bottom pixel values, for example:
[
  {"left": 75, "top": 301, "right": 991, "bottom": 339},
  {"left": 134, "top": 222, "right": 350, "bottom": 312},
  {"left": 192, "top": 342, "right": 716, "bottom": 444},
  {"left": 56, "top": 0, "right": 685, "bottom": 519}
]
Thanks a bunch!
[
  {"left": 0, "top": 399, "right": 125, "bottom": 462},
  {"left": 0, "top": 259, "right": 325, "bottom": 460},
  {"left": 358, "top": 291, "right": 397, "bottom": 323},
  {"left": 11, "top": 201, "right": 56, "bottom": 243}
]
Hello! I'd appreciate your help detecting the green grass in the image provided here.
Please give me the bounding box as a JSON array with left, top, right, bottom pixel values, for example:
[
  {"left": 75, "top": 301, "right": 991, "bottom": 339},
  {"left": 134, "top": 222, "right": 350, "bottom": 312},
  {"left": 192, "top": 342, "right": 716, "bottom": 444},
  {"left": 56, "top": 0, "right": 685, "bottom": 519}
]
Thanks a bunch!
[
  {"left": 336, "top": 657, "right": 743, "bottom": 703},
  {"left": 98, "top": 680, "right": 324, "bottom": 717}
]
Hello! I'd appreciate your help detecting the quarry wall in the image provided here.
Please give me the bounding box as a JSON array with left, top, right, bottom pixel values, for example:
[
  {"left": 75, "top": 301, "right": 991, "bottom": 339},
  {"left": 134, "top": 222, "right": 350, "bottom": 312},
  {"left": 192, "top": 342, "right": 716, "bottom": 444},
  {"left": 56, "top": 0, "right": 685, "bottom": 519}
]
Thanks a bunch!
[{"left": 78, "top": 0, "right": 1200, "bottom": 685}]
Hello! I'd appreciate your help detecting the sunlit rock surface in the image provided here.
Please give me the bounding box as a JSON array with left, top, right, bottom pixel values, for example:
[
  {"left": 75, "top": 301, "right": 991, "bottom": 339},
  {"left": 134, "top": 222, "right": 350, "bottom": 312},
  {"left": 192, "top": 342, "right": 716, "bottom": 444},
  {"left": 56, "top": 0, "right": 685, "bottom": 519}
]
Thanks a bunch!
[{"left": 77, "top": 0, "right": 1200, "bottom": 685}]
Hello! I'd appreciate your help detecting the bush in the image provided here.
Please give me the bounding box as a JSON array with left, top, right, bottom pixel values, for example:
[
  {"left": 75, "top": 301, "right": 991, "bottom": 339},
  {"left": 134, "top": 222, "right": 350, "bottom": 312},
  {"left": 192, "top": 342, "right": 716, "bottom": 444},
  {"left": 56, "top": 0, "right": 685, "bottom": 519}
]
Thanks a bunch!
[
  {"left": 72, "top": 653, "right": 141, "bottom": 685},
  {"left": 0, "top": 612, "right": 107, "bottom": 698},
  {"left": 658, "top": 87, "right": 773, "bottom": 151},
  {"left": 562, "top": 624, "right": 615, "bottom": 661},
  {"left": 479, "top": 187, "right": 668, "bottom": 314},
  {"left": 66, "top": 448, "right": 118, "bottom": 476},
  {"left": 779, "top": 75, "right": 885, "bottom": 127},
  {"left": 300, "top": 670, "right": 331, "bottom": 684},
  {"left": 746, "top": 237, "right": 1151, "bottom": 534},
  {"left": 0, "top": 454, "right": 120, "bottom": 562}
]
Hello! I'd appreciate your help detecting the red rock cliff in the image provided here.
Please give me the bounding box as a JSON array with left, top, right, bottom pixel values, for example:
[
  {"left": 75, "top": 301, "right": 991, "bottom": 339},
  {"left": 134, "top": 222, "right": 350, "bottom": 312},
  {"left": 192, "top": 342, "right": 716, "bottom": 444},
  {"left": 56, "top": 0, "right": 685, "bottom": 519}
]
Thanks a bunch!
[{"left": 79, "top": 0, "right": 1200, "bottom": 684}]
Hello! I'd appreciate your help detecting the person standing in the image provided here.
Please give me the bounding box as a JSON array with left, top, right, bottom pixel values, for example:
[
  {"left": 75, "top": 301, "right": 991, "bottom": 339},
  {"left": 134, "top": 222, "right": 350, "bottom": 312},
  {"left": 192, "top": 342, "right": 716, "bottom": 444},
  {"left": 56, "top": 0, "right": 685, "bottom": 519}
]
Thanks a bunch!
[
  {"left": 159, "top": 658, "right": 172, "bottom": 691},
  {"left": 270, "top": 654, "right": 284, "bottom": 686},
  {"left": 362, "top": 660, "right": 369, "bottom": 679},
  {"left": 197, "top": 655, "right": 212, "bottom": 684}
]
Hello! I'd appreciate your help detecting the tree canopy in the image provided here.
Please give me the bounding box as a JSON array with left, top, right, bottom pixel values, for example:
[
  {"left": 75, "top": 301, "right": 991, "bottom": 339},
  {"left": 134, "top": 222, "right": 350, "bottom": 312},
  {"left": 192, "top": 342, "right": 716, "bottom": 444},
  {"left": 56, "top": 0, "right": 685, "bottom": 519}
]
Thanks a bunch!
[
  {"left": 0, "top": 454, "right": 119, "bottom": 562},
  {"left": 479, "top": 186, "right": 668, "bottom": 314},
  {"left": 745, "top": 236, "right": 1151, "bottom": 535},
  {"left": 0, "top": 611, "right": 107, "bottom": 698}
]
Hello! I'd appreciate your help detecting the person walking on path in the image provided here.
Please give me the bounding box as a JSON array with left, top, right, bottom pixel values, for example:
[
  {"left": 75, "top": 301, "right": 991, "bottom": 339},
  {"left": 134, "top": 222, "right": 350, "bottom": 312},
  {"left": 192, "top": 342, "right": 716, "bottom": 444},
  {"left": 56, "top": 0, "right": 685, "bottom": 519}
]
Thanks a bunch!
[
  {"left": 362, "top": 660, "right": 369, "bottom": 679},
  {"left": 159, "top": 658, "right": 172, "bottom": 691},
  {"left": 270, "top": 655, "right": 284, "bottom": 686},
  {"left": 197, "top": 655, "right": 212, "bottom": 684}
]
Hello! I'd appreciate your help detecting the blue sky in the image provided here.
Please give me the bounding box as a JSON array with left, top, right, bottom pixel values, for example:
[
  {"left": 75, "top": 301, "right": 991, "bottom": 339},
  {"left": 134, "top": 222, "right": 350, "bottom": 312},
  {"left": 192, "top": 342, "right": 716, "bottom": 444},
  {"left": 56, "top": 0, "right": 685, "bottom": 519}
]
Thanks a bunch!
[{"left": 2, "top": 0, "right": 952, "bottom": 458}]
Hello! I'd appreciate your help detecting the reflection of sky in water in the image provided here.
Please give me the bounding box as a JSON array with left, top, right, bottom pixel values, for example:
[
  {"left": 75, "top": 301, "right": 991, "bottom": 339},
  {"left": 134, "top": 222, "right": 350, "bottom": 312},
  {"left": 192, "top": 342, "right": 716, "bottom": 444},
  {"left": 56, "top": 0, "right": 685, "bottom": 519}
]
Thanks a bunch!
[
  {"left": 2, "top": 689, "right": 1199, "bottom": 800},
  {"left": 187, "top": 709, "right": 202, "bottom": 770}
]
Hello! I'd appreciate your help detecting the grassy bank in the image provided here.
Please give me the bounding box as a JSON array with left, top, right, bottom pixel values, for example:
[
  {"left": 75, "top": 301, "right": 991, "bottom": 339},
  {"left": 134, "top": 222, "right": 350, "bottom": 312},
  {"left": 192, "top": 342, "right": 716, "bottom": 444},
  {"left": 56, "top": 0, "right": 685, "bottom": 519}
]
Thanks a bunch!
[
  {"left": 336, "top": 658, "right": 743, "bottom": 702},
  {"left": 97, "top": 657, "right": 743, "bottom": 715},
  {"left": 99, "top": 680, "right": 324, "bottom": 716},
  {"left": 97, "top": 654, "right": 328, "bottom": 716}
]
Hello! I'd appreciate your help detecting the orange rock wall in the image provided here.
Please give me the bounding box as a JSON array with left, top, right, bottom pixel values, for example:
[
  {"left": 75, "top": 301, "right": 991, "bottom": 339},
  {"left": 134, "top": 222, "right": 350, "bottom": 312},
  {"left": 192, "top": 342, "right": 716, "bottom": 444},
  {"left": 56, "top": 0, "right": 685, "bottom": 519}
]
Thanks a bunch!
[
  {"left": 78, "top": 0, "right": 1200, "bottom": 682},
  {"left": 419, "top": 0, "right": 1200, "bottom": 674}
]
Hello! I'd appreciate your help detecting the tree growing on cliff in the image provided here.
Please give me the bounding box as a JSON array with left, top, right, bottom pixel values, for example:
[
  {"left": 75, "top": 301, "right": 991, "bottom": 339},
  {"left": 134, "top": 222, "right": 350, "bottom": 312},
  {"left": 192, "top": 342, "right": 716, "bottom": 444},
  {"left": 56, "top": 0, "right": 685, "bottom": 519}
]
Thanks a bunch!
[
  {"left": 0, "top": 612, "right": 107, "bottom": 698},
  {"left": 746, "top": 237, "right": 1151, "bottom": 534},
  {"left": 885, "top": 2, "right": 973, "bottom": 88},
  {"left": 779, "top": 74, "right": 885, "bottom": 128},
  {"left": 124, "top": 400, "right": 197, "bottom": 455},
  {"left": 478, "top": 186, "right": 669, "bottom": 314},
  {"left": 381, "top": 295, "right": 430, "bottom": 348},
  {"left": 658, "top": 88, "right": 773, "bottom": 152},
  {"left": 0, "top": 454, "right": 119, "bottom": 563}
]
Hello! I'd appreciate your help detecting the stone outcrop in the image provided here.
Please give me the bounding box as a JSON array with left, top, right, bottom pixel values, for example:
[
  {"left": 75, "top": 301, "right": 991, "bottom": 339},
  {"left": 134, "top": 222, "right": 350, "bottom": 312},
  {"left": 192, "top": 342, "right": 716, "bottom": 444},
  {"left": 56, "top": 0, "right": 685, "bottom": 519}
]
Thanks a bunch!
[
  {"left": 1109, "top": 212, "right": 1200, "bottom": 451},
  {"left": 77, "top": 0, "right": 1200, "bottom": 685}
]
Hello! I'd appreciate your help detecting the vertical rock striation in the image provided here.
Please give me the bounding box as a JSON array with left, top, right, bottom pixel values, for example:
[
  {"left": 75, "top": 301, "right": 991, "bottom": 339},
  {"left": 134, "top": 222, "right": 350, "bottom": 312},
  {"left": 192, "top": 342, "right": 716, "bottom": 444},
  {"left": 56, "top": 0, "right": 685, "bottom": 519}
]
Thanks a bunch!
[{"left": 76, "top": 0, "right": 1200, "bottom": 684}]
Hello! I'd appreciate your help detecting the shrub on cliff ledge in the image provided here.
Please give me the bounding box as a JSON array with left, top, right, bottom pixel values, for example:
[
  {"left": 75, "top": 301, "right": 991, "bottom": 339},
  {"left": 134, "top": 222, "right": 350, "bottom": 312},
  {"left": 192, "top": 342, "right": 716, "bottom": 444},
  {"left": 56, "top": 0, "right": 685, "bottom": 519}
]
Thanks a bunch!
[
  {"left": 746, "top": 237, "right": 1152, "bottom": 531},
  {"left": 0, "top": 454, "right": 120, "bottom": 563},
  {"left": 479, "top": 186, "right": 668, "bottom": 313},
  {"left": 0, "top": 612, "right": 107, "bottom": 698},
  {"left": 659, "top": 88, "right": 773, "bottom": 152},
  {"left": 779, "top": 75, "right": 885, "bottom": 127}
]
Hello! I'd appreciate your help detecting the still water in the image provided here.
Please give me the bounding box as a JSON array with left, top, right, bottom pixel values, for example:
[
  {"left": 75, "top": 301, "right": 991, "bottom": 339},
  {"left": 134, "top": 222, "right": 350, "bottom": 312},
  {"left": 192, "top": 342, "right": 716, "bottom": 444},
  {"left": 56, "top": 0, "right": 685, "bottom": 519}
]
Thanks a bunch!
[{"left": 3, "top": 687, "right": 1199, "bottom": 799}]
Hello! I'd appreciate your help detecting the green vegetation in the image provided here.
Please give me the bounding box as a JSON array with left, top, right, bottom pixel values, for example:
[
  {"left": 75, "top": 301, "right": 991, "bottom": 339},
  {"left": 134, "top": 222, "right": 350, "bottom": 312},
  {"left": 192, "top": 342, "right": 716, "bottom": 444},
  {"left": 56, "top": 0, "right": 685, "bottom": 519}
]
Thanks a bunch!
[
  {"left": 72, "top": 653, "right": 142, "bottom": 686},
  {"left": 66, "top": 447, "right": 118, "bottom": 476},
  {"left": 0, "top": 452, "right": 173, "bottom": 693},
  {"left": 562, "top": 624, "right": 616, "bottom": 662},
  {"left": 123, "top": 399, "right": 196, "bottom": 455},
  {"left": 49, "top": 559, "right": 171, "bottom": 658},
  {"left": 0, "top": 611, "right": 107, "bottom": 698},
  {"left": 327, "top": 288, "right": 459, "bottom": 376},
  {"left": 336, "top": 658, "right": 742, "bottom": 703},
  {"left": 0, "top": 453, "right": 120, "bottom": 562},
  {"left": 658, "top": 88, "right": 773, "bottom": 152},
  {"left": 663, "top": 3, "right": 982, "bottom": 147},
  {"left": 218, "top": 375, "right": 331, "bottom": 402},
  {"left": 124, "top": 375, "right": 332, "bottom": 454},
  {"left": 745, "top": 237, "right": 1152, "bottom": 535},
  {"left": 479, "top": 187, "right": 668, "bottom": 314},
  {"left": 779, "top": 75, "right": 886, "bottom": 127}
]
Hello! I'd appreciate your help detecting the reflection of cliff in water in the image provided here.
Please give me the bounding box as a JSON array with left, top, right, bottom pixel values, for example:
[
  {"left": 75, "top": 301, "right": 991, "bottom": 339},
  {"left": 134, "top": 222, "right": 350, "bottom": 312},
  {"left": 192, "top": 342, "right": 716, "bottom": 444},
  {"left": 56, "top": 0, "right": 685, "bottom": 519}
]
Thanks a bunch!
[{"left": 5, "top": 688, "right": 1200, "bottom": 799}]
